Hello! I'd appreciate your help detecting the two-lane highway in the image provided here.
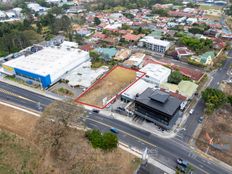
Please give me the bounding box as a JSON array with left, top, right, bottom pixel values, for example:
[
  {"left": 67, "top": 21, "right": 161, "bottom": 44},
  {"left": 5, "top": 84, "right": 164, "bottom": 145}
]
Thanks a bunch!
[
  {"left": 0, "top": 81, "right": 54, "bottom": 111},
  {"left": 86, "top": 113, "right": 232, "bottom": 174},
  {"left": 0, "top": 81, "right": 232, "bottom": 173}
]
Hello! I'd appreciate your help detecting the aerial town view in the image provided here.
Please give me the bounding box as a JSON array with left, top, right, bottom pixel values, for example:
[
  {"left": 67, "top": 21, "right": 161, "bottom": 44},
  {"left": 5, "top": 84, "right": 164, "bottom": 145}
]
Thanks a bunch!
[{"left": 0, "top": 0, "right": 232, "bottom": 173}]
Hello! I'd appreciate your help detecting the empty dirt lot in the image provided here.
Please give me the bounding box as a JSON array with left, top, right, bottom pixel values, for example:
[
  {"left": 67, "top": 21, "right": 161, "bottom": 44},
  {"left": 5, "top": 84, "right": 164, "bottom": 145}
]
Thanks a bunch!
[
  {"left": 196, "top": 105, "right": 232, "bottom": 166},
  {"left": 0, "top": 104, "right": 38, "bottom": 138},
  {"left": 76, "top": 66, "right": 139, "bottom": 108}
]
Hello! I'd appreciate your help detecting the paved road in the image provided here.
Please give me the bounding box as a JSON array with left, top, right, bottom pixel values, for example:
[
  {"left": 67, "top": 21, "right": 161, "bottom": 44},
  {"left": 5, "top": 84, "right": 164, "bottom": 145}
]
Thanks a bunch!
[
  {"left": 1, "top": 75, "right": 232, "bottom": 174},
  {"left": 181, "top": 55, "right": 232, "bottom": 143},
  {"left": 0, "top": 81, "right": 54, "bottom": 111},
  {"left": 86, "top": 113, "right": 232, "bottom": 174}
]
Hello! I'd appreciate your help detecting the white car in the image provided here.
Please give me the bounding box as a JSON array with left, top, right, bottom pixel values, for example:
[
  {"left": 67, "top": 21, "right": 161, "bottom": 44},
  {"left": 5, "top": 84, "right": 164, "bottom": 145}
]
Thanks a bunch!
[{"left": 189, "top": 109, "right": 194, "bottom": 115}]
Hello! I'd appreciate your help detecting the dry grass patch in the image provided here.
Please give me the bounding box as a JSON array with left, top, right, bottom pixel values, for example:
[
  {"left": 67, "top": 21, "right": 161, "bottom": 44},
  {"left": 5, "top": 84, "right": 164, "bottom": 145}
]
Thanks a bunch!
[
  {"left": 77, "top": 66, "right": 137, "bottom": 108},
  {"left": 196, "top": 105, "right": 232, "bottom": 166},
  {"left": 199, "top": 5, "right": 222, "bottom": 10},
  {"left": 0, "top": 103, "right": 140, "bottom": 174}
]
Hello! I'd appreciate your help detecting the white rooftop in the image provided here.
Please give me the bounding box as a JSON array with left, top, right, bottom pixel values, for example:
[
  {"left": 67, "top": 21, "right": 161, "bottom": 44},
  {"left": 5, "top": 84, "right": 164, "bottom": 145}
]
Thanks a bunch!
[
  {"left": 140, "top": 36, "right": 171, "bottom": 47},
  {"left": 139, "top": 63, "right": 171, "bottom": 84},
  {"left": 3, "top": 45, "right": 89, "bottom": 81},
  {"left": 63, "top": 61, "right": 109, "bottom": 88},
  {"left": 122, "top": 79, "right": 155, "bottom": 100}
]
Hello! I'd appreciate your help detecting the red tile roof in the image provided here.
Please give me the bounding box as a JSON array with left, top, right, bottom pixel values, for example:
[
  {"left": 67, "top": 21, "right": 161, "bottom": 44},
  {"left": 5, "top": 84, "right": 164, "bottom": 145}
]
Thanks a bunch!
[
  {"left": 80, "top": 44, "right": 94, "bottom": 51},
  {"left": 92, "top": 32, "right": 107, "bottom": 39},
  {"left": 122, "top": 33, "right": 144, "bottom": 41}
]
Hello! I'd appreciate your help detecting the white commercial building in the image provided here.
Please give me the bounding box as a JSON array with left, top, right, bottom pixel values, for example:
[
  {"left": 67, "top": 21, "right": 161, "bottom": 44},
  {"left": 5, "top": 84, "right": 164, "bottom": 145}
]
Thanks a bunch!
[
  {"left": 2, "top": 43, "right": 90, "bottom": 88},
  {"left": 121, "top": 79, "right": 156, "bottom": 102},
  {"left": 138, "top": 36, "right": 171, "bottom": 53},
  {"left": 62, "top": 61, "right": 109, "bottom": 89},
  {"left": 138, "top": 64, "right": 171, "bottom": 85}
]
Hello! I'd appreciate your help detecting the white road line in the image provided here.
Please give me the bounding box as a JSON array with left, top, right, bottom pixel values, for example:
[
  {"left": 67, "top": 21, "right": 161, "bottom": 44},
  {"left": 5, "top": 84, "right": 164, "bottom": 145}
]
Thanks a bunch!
[{"left": 0, "top": 101, "right": 40, "bottom": 117}]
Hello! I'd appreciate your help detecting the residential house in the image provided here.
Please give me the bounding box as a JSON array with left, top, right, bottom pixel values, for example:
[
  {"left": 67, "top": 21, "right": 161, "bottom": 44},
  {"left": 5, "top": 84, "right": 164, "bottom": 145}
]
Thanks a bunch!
[
  {"left": 95, "top": 47, "right": 117, "bottom": 61},
  {"left": 191, "top": 51, "right": 215, "bottom": 65},
  {"left": 160, "top": 80, "right": 198, "bottom": 100},
  {"left": 175, "top": 47, "right": 194, "bottom": 59},
  {"left": 122, "top": 33, "right": 144, "bottom": 42},
  {"left": 114, "top": 49, "right": 131, "bottom": 61},
  {"left": 123, "top": 52, "right": 145, "bottom": 68}
]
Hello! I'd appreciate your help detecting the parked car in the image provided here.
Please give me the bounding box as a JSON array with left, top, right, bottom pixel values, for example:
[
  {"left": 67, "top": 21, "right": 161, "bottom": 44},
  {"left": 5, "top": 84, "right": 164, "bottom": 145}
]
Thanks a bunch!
[
  {"left": 198, "top": 116, "right": 204, "bottom": 123},
  {"left": 110, "top": 127, "right": 119, "bottom": 134},
  {"left": 189, "top": 109, "right": 194, "bottom": 115},
  {"left": 92, "top": 109, "right": 99, "bottom": 113}
]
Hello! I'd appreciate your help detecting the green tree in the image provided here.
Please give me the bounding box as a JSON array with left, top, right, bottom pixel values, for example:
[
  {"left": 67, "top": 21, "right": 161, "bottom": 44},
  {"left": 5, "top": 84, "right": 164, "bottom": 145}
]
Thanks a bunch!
[
  {"left": 85, "top": 129, "right": 118, "bottom": 151},
  {"left": 168, "top": 71, "right": 184, "bottom": 84},
  {"left": 202, "top": 88, "right": 227, "bottom": 114},
  {"left": 94, "top": 17, "right": 101, "bottom": 26},
  {"left": 89, "top": 50, "right": 100, "bottom": 59},
  {"left": 102, "top": 132, "right": 118, "bottom": 151},
  {"left": 152, "top": 8, "right": 168, "bottom": 17},
  {"left": 227, "top": 96, "right": 232, "bottom": 105},
  {"left": 48, "top": 6, "right": 64, "bottom": 16}
]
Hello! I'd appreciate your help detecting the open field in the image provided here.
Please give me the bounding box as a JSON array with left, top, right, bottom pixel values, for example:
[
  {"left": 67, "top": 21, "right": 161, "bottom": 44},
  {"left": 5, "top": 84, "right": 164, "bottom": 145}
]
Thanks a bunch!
[
  {"left": 203, "top": 15, "right": 221, "bottom": 21},
  {"left": 0, "top": 104, "right": 38, "bottom": 138},
  {"left": 0, "top": 104, "right": 139, "bottom": 174},
  {"left": 219, "top": 82, "right": 232, "bottom": 95},
  {"left": 226, "top": 16, "right": 232, "bottom": 31},
  {"left": 76, "top": 66, "right": 141, "bottom": 108},
  {"left": 196, "top": 104, "right": 232, "bottom": 166},
  {"left": 199, "top": 5, "right": 223, "bottom": 10}
]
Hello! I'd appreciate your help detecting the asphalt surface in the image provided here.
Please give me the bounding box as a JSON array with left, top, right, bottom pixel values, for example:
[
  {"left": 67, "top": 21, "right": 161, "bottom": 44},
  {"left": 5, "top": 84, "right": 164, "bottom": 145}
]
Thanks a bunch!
[
  {"left": 181, "top": 56, "right": 232, "bottom": 143},
  {"left": 0, "top": 81, "right": 54, "bottom": 111},
  {"left": 0, "top": 52, "right": 232, "bottom": 174},
  {"left": 86, "top": 113, "right": 231, "bottom": 174}
]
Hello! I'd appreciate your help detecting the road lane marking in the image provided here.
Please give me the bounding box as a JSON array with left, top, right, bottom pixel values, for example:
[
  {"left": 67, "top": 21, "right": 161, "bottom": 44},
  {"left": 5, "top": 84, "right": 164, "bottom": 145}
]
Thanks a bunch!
[
  {"left": 86, "top": 117, "right": 209, "bottom": 174},
  {"left": 0, "top": 88, "right": 46, "bottom": 107}
]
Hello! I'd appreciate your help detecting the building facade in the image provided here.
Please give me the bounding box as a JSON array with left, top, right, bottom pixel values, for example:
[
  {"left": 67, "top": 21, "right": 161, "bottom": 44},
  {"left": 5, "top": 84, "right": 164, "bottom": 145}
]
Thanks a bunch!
[
  {"left": 138, "top": 36, "right": 171, "bottom": 53},
  {"left": 134, "top": 88, "right": 183, "bottom": 130}
]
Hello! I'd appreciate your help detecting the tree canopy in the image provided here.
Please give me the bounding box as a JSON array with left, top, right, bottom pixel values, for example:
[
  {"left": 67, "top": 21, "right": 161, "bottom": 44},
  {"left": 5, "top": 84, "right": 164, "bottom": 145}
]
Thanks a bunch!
[
  {"left": 168, "top": 70, "right": 190, "bottom": 84},
  {"left": 86, "top": 129, "right": 118, "bottom": 151},
  {"left": 202, "top": 88, "right": 227, "bottom": 114},
  {"left": 179, "top": 35, "right": 213, "bottom": 54}
]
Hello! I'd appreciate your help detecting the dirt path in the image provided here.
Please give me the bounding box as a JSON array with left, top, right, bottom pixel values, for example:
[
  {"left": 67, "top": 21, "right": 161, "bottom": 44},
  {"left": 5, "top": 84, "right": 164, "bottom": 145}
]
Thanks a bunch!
[{"left": 0, "top": 104, "right": 38, "bottom": 138}]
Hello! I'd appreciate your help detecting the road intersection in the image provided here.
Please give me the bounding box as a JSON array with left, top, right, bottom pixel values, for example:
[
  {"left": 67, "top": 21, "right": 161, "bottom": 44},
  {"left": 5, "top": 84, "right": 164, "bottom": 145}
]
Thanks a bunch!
[{"left": 0, "top": 54, "right": 232, "bottom": 174}]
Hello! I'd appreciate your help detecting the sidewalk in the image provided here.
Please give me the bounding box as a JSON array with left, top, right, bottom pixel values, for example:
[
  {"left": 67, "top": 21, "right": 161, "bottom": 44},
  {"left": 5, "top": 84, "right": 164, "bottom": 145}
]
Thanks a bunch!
[
  {"left": 0, "top": 77, "right": 64, "bottom": 101},
  {"left": 99, "top": 109, "right": 178, "bottom": 138},
  {"left": 119, "top": 142, "right": 175, "bottom": 174}
]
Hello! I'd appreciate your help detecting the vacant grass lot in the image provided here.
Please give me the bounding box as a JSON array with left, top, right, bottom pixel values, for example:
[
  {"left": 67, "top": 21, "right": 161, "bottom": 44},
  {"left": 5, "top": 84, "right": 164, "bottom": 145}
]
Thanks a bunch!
[
  {"left": 199, "top": 5, "right": 222, "bottom": 10},
  {"left": 76, "top": 66, "right": 137, "bottom": 108}
]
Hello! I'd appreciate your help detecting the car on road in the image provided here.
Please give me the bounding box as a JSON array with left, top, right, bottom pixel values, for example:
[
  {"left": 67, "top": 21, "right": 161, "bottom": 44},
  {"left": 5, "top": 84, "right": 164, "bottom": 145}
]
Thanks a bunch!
[
  {"left": 92, "top": 109, "right": 99, "bottom": 113},
  {"left": 198, "top": 116, "right": 204, "bottom": 123},
  {"left": 176, "top": 158, "right": 189, "bottom": 168},
  {"left": 189, "top": 109, "right": 194, "bottom": 115},
  {"left": 110, "top": 127, "right": 119, "bottom": 134}
]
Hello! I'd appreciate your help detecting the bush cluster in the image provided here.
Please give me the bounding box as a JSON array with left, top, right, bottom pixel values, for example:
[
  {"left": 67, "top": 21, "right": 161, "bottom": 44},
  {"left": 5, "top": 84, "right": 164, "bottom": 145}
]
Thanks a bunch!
[{"left": 85, "top": 130, "right": 118, "bottom": 151}]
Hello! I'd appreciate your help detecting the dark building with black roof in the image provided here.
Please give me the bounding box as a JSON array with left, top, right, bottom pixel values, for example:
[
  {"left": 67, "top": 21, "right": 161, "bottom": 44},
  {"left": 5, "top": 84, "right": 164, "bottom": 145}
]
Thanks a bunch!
[{"left": 134, "top": 88, "right": 183, "bottom": 130}]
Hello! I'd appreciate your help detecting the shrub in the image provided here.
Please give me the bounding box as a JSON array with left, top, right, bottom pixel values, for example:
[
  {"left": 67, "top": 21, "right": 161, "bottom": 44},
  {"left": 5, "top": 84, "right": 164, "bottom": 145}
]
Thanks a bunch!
[{"left": 86, "top": 129, "right": 118, "bottom": 151}]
